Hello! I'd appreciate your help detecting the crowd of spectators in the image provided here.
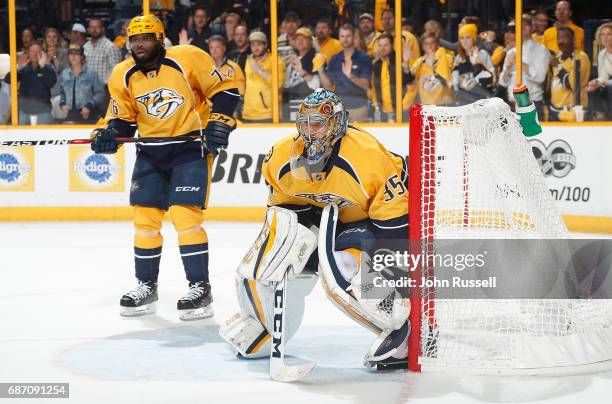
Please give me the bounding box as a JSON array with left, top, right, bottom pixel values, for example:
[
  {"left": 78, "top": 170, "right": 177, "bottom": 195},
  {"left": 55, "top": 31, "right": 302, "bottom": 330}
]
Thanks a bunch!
[{"left": 2, "top": 0, "right": 611, "bottom": 125}]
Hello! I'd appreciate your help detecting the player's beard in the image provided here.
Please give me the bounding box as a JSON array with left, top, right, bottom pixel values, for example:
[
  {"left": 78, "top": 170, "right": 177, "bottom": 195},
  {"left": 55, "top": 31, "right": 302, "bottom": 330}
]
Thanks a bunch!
[{"left": 132, "top": 43, "right": 163, "bottom": 66}]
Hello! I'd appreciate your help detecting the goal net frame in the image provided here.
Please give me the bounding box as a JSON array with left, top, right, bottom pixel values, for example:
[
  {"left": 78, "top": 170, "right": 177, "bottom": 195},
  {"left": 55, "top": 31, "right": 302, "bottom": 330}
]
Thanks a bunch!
[{"left": 407, "top": 99, "right": 612, "bottom": 375}]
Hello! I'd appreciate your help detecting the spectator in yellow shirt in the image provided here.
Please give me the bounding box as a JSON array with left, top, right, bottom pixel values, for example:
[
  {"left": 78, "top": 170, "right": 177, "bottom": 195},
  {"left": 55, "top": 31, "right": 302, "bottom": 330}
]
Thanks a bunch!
[
  {"left": 408, "top": 33, "right": 454, "bottom": 106},
  {"left": 315, "top": 19, "right": 342, "bottom": 62},
  {"left": 543, "top": 1, "right": 584, "bottom": 52},
  {"left": 242, "top": 31, "right": 285, "bottom": 123}
]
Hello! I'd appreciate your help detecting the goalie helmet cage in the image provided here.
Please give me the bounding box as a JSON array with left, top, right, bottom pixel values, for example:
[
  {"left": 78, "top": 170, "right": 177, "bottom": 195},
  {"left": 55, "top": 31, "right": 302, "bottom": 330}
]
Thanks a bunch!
[{"left": 407, "top": 98, "right": 612, "bottom": 375}]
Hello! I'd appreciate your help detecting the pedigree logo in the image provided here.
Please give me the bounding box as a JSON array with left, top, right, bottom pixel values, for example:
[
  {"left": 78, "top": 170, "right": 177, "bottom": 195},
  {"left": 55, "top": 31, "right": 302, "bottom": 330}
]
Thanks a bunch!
[
  {"left": 0, "top": 147, "right": 35, "bottom": 191},
  {"left": 69, "top": 146, "right": 125, "bottom": 192}
]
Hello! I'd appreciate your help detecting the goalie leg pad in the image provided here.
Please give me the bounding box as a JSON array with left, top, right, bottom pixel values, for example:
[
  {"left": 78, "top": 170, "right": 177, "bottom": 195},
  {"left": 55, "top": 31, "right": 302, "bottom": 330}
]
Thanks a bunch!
[
  {"left": 220, "top": 313, "right": 271, "bottom": 358},
  {"left": 238, "top": 206, "right": 317, "bottom": 282},
  {"left": 221, "top": 273, "right": 318, "bottom": 357},
  {"left": 318, "top": 204, "right": 410, "bottom": 332}
]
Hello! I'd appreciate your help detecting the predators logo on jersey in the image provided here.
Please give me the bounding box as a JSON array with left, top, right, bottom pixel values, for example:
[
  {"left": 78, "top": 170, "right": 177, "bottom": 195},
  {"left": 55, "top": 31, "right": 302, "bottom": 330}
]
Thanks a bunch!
[
  {"left": 295, "top": 192, "right": 354, "bottom": 208},
  {"left": 135, "top": 88, "right": 185, "bottom": 120}
]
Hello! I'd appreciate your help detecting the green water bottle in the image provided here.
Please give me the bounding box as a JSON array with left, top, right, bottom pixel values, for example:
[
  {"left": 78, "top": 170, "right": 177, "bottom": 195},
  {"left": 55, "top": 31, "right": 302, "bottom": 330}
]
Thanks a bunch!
[{"left": 513, "top": 85, "right": 542, "bottom": 137}]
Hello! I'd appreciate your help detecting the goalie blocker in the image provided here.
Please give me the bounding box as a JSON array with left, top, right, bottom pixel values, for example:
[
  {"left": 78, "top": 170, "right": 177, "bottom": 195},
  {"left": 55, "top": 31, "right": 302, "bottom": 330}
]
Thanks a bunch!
[{"left": 219, "top": 205, "right": 410, "bottom": 379}]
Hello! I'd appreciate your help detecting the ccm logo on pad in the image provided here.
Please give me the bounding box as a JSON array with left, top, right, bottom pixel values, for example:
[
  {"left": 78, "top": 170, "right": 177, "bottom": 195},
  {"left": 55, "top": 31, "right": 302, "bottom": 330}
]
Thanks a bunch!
[{"left": 175, "top": 186, "right": 200, "bottom": 192}]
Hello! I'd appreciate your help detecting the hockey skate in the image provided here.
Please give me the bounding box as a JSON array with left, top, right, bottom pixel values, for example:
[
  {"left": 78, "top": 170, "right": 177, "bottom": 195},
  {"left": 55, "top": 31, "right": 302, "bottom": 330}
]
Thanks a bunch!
[
  {"left": 120, "top": 281, "right": 158, "bottom": 317},
  {"left": 177, "top": 281, "right": 213, "bottom": 321}
]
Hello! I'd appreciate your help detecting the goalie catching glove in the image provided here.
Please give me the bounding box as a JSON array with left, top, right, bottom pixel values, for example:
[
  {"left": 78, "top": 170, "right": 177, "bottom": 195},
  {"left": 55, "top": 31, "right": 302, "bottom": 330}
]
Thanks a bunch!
[
  {"left": 205, "top": 113, "right": 236, "bottom": 155},
  {"left": 90, "top": 127, "right": 119, "bottom": 154}
]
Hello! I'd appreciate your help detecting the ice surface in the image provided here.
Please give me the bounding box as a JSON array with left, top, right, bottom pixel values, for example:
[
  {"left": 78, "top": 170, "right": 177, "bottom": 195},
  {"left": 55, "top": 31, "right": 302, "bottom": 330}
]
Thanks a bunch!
[{"left": 1, "top": 222, "right": 611, "bottom": 404}]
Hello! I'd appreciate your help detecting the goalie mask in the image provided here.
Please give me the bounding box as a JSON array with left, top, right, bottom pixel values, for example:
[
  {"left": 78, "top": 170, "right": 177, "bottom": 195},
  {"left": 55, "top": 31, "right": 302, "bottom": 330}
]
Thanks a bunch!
[{"left": 290, "top": 89, "right": 348, "bottom": 180}]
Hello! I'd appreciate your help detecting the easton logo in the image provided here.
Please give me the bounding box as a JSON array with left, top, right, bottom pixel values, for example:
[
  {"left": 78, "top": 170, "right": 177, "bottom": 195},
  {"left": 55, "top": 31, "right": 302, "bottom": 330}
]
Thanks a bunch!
[
  {"left": 135, "top": 88, "right": 185, "bottom": 120},
  {"left": 530, "top": 139, "right": 576, "bottom": 178},
  {"left": 0, "top": 153, "right": 31, "bottom": 182}
]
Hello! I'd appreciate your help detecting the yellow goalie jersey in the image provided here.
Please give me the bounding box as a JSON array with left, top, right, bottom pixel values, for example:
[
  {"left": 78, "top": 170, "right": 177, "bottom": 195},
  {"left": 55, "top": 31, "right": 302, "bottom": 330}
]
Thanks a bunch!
[{"left": 262, "top": 126, "right": 408, "bottom": 238}]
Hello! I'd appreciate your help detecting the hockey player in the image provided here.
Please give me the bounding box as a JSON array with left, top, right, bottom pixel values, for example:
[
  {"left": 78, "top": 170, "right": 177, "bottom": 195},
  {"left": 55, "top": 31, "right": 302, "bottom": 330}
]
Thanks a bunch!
[
  {"left": 89, "top": 15, "right": 240, "bottom": 320},
  {"left": 220, "top": 88, "right": 409, "bottom": 370}
]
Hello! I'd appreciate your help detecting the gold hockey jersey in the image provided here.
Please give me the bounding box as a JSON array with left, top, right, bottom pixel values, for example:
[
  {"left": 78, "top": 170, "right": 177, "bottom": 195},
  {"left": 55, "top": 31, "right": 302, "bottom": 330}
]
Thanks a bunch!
[
  {"left": 262, "top": 126, "right": 408, "bottom": 234},
  {"left": 106, "top": 44, "right": 236, "bottom": 138}
]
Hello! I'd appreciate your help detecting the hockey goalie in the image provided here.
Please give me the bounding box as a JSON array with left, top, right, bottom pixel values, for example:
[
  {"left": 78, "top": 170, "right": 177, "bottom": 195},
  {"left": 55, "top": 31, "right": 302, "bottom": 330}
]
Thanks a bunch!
[{"left": 220, "top": 89, "right": 410, "bottom": 373}]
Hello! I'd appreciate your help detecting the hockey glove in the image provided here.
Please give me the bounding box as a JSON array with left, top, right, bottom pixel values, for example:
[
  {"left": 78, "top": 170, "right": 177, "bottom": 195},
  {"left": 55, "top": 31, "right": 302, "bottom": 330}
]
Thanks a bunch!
[
  {"left": 90, "top": 127, "right": 119, "bottom": 154},
  {"left": 205, "top": 113, "right": 236, "bottom": 156}
]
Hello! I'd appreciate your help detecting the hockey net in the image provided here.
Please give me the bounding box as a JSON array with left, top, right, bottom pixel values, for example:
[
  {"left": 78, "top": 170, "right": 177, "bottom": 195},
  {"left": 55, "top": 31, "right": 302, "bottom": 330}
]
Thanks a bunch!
[{"left": 408, "top": 98, "right": 612, "bottom": 374}]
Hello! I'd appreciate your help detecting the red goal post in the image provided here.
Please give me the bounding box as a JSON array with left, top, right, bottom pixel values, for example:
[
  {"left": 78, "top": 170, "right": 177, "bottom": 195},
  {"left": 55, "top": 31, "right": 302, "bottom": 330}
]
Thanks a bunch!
[{"left": 407, "top": 99, "right": 612, "bottom": 375}]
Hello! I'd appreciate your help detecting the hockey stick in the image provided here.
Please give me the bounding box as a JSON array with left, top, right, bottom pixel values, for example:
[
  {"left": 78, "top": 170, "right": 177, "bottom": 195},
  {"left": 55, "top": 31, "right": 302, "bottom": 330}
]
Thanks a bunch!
[
  {"left": 0, "top": 135, "right": 203, "bottom": 147},
  {"left": 270, "top": 272, "right": 316, "bottom": 382}
]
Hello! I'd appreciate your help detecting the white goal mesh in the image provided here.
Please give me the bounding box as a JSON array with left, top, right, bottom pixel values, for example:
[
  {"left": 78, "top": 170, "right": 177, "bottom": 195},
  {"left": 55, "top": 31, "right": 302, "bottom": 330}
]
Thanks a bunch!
[{"left": 408, "top": 98, "right": 612, "bottom": 374}]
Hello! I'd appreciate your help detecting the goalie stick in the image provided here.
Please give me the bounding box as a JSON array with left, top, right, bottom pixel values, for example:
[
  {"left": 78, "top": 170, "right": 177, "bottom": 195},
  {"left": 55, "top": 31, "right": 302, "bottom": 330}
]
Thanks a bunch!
[
  {"left": 270, "top": 272, "right": 316, "bottom": 382},
  {"left": 0, "top": 135, "right": 204, "bottom": 147}
]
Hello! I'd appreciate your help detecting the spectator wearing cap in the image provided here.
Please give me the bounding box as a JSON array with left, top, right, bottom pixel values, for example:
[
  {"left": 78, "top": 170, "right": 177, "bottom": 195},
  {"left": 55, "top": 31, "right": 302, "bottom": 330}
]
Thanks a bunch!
[
  {"left": 4, "top": 42, "right": 56, "bottom": 125},
  {"left": 207, "top": 35, "right": 245, "bottom": 118},
  {"left": 319, "top": 24, "right": 372, "bottom": 121},
  {"left": 282, "top": 27, "right": 326, "bottom": 121},
  {"left": 358, "top": 13, "right": 380, "bottom": 58},
  {"left": 58, "top": 44, "right": 105, "bottom": 123},
  {"left": 314, "top": 19, "right": 342, "bottom": 62},
  {"left": 406, "top": 32, "right": 454, "bottom": 107},
  {"left": 451, "top": 23, "right": 495, "bottom": 105},
  {"left": 588, "top": 22, "right": 612, "bottom": 120},
  {"left": 548, "top": 26, "right": 590, "bottom": 121},
  {"left": 242, "top": 31, "right": 285, "bottom": 122},
  {"left": 84, "top": 18, "right": 121, "bottom": 87},
  {"left": 179, "top": 4, "right": 213, "bottom": 52},
  {"left": 499, "top": 15, "right": 549, "bottom": 116},
  {"left": 70, "top": 23, "right": 88, "bottom": 47},
  {"left": 227, "top": 24, "right": 251, "bottom": 71},
  {"left": 531, "top": 9, "right": 549, "bottom": 46},
  {"left": 278, "top": 11, "right": 301, "bottom": 65},
  {"left": 543, "top": 1, "right": 584, "bottom": 53}
]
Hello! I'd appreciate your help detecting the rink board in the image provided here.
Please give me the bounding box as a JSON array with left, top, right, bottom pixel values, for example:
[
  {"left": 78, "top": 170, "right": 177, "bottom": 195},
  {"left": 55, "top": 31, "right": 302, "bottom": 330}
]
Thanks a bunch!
[{"left": 0, "top": 124, "right": 611, "bottom": 233}]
